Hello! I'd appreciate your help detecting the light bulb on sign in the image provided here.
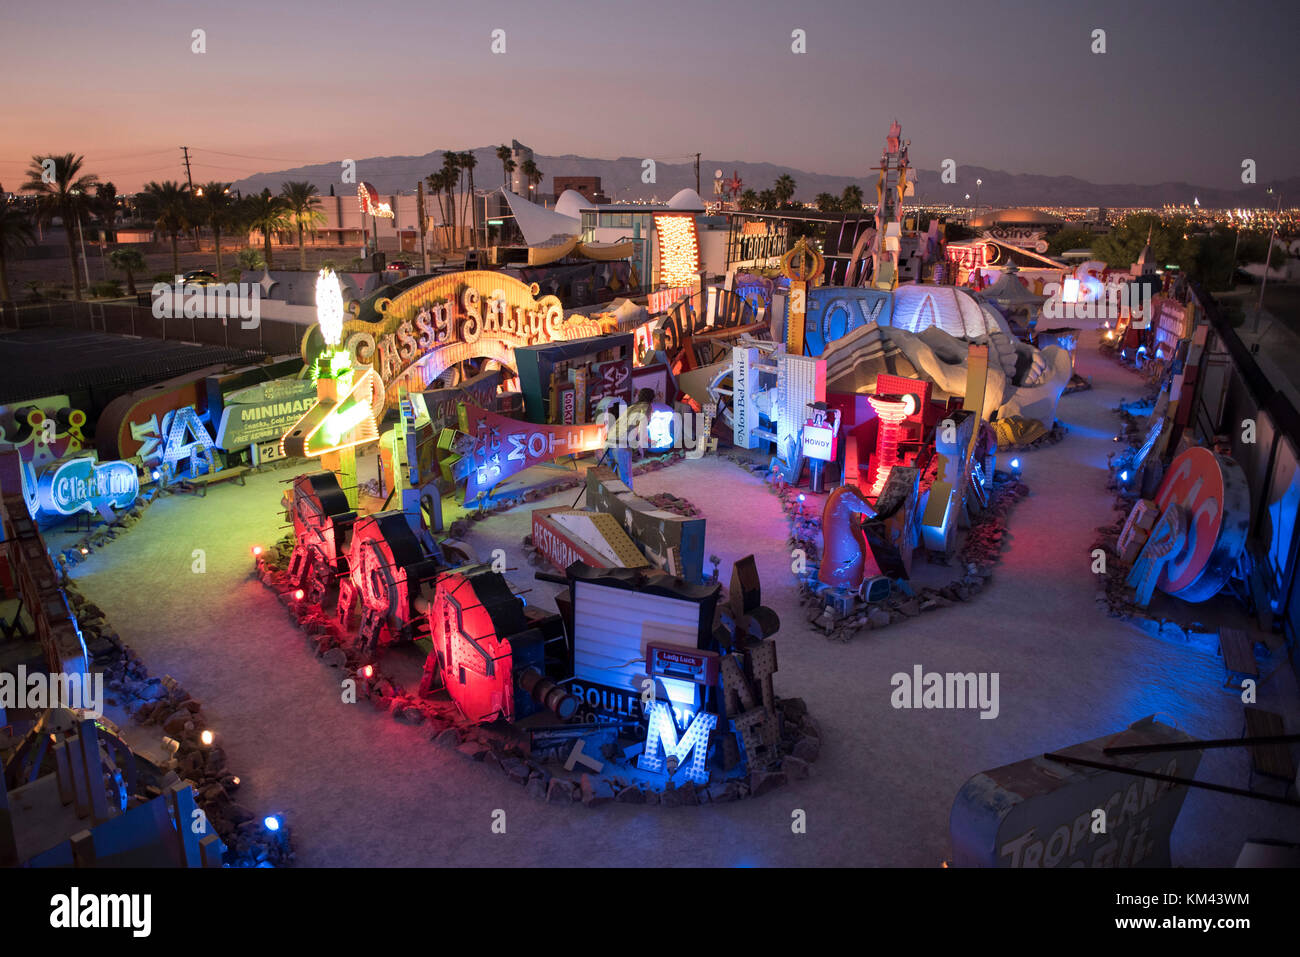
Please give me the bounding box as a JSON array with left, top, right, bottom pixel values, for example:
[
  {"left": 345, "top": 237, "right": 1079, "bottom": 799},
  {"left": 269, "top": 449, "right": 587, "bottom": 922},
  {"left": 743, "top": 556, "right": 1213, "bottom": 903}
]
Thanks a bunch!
[{"left": 316, "top": 268, "right": 345, "bottom": 348}]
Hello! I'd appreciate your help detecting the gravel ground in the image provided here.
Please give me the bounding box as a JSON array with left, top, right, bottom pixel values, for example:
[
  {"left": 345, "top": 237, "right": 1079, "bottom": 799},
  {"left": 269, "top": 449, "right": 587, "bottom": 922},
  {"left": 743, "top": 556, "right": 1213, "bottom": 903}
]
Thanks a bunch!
[{"left": 69, "top": 329, "right": 1300, "bottom": 867}]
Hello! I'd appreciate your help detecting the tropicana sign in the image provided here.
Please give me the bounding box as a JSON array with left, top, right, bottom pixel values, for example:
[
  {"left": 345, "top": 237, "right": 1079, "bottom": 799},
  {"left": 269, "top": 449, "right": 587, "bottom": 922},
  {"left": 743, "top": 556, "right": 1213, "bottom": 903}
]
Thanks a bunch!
[{"left": 303, "top": 271, "right": 605, "bottom": 406}]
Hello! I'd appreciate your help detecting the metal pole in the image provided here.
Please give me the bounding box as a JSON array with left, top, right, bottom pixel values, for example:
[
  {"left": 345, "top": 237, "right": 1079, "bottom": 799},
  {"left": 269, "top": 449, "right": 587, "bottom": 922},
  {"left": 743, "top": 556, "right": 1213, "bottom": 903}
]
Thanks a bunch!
[{"left": 1258, "top": 192, "right": 1282, "bottom": 313}]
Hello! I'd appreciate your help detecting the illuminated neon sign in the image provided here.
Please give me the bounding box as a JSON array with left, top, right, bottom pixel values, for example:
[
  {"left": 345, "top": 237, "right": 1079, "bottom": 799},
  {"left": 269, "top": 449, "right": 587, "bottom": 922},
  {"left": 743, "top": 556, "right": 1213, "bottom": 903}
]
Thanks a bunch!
[
  {"left": 357, "top": 182, "right": 394, "bottom": 219},
  {"left": 637, "top": 700, "right": 717, "bottom": 785},
  {"left": 653, "top": 214, "right": 700, "bottom": 287},
  {"left": 455, "top": 404, "right": 605, "bottom": 502},
  {"left": 161, "top": 406, "right": 216, "bottom": 479},
  {"left": 282, "top": 367, "right": 384, "bottom": 458},
  {"left": 34, "top": 457, "right": 139, "bottom": 517},
  {"left": 304, "top": 271, "right": 604, "bottom": 406}
]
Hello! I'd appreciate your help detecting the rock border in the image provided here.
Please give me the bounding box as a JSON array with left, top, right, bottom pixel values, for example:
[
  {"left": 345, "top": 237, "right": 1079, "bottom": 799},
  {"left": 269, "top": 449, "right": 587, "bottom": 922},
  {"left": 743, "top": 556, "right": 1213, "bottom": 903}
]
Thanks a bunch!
[
  {"left": 58, "top": 577, "right": 293, "bottom": 867},
  {"left": 724, "top": 450, "right": 1029, "bottom": 642},
  {"left": 254, "top": 525, "right": 823, "bottom": 809}
]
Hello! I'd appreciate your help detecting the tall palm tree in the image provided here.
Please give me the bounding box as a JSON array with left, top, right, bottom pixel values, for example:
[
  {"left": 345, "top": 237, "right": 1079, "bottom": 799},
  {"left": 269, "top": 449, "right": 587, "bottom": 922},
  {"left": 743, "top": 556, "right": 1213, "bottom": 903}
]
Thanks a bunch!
[
  {"left": 840, "top": 184, "right": 864, "bottom": 211},
  {"left": 0, "top": 201, "right": 36, "bottom": 302},
  {"left": 195, "top": 181, "right": 235, "bottom": 276},
  {"left": 814, "top": 192, "right": 839, "bottom": 212},
  {"left": 520, "top": 158, "right": 542, "bottom": 195},
  {"left": 757, "top": 189, "right": 778, "bottom": 210},
  {"left": 773, "top": 174, "right": 797, "bottom": 206},
  {"left": 738, "top": 189, "right": 758, "bottom": 211},
  {"left": 440, "top": 152, "right": 461, "bottom": 246},
  {"left": 459, "top": 151, "right": 478, "bottom": 249},
  {"left": 244, "top": 189, "right": 292, "bottom": 269},
  {"left": 22, "top": 153, "right": 99, "bottom": 300},
  {"left": 140, "top": 180, "right": 193, "bottom": 276},
  {"left": 496, "top": 144, "right": 515, "bottom": 189},
  {"left": 280, "top": 181, "right": 325, "bottom": 270},
  {"left": 108, "top": 246, "right": 146, "bottom": 296},
  {"left": 94, "top": 181, "right": 119, "bottom": 242}
]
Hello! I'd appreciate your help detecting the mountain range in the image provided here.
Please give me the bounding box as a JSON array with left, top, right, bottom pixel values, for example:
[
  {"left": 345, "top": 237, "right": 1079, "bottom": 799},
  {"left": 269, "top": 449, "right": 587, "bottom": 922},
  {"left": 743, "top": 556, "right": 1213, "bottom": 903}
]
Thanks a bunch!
[{"left": 231, "top": 148, "right": 1298, "bottom": 211}]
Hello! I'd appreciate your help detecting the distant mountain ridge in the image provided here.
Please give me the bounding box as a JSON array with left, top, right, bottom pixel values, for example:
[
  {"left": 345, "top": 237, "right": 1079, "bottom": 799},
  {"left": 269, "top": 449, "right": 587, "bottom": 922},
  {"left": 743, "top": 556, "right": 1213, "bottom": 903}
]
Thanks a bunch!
[{"left": 231, "top": 148, "right": 1299, "bottom": 210}]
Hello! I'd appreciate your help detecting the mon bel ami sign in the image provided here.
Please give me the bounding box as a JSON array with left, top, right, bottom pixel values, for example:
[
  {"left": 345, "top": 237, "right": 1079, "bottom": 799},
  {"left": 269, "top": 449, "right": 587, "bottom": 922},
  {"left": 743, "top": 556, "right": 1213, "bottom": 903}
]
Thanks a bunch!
[{"left": 34, "top": 457, "right": 139, "bottom": 517}]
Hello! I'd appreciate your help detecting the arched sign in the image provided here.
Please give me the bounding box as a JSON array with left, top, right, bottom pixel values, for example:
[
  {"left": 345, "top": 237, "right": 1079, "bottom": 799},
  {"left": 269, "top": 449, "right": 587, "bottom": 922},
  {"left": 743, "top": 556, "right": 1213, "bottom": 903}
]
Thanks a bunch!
[
  {"left": 301, "top": 271, "right": 604, "bottom": 406},
  {"left": 1153, "top": 447, "right": 1250, "bottom": 601}
]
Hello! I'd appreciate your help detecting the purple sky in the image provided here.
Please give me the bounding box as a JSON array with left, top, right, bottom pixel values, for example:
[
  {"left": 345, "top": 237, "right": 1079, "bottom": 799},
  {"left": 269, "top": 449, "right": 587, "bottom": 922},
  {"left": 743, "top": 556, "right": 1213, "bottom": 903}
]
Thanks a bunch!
[{"left": 2, "top": 0, "right": 1296, "bottom": 193}]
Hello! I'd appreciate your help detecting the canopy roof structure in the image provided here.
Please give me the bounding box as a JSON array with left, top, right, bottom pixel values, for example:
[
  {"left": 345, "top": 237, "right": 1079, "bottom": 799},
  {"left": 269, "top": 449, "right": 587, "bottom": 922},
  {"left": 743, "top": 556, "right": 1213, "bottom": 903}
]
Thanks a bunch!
[{"left": 502, "top": 189, "right": 580, "bottom": 248}]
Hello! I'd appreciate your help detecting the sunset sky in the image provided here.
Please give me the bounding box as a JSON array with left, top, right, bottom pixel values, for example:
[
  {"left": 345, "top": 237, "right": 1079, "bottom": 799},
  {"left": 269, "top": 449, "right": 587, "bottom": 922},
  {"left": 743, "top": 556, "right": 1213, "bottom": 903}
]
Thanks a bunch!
[{"left": 2, "top": 0, "right": 1296, "bottom": 193}]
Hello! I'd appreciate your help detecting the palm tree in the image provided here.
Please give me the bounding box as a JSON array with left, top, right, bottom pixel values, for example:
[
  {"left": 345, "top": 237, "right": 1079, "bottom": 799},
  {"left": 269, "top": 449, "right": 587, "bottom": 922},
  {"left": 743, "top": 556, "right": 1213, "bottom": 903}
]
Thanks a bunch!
[
  {"left": 773, "top": 174, "right": 797, "bottom": 206},
  {"left": 814, "top": 192, "right": 839, "bottom": 212},
  {"left": 459, "top": 151, "right": 478, "bottom": 249},
  {"left": 280, "top": 181, "right": 325, "bottom": 270},
  {"left": 94, "top": 182, "right": 119, "bottom": 242},
  {"left": 140, "top": 180, "right": 193, "bottom": 276},
  {"left": 840, "top": 184, "right": 864, "bottom": 211},
  {"left": 440, "top": 153, "right": 461, "bottom": 246},
  {"left": 496, "top": 144, "right": 515, "bottom": 189},
  {"left": 520, "top": 158, "right": 542, "bottom": 195},
  {"left": 738, "top": 189, "right": 758, "bottom": 211},
  {"left": 108, "top": 246, "right": 146, "bottom": 296},
  {"left": 236, "top": 247, "right": 265, "bottom": 271},
  {"left": 244, "top": 189, "right": 292, "bottom": 268},
  {"left": 22, "top": 153, "right": 99, "bottom": 300},
  {"left": 0, "top": 201, "right": 36, "bottom": 302},
  {"left": 757, "top": 189, "right": 778, "bottom": 210},
  {"left": 195, "top": 181, "right": 235, "bottom": 276}
]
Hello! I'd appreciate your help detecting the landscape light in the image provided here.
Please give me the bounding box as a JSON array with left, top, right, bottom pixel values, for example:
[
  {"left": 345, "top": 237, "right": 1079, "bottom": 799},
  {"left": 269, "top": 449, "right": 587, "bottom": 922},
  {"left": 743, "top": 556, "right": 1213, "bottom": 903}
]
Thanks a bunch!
[
  {"left": 361, "top": 664, "right": 374, "bottom": 679},
  {"left": 252, "top": 545, "right": 263, "bottom": 557},
  {"left": 1120, "top": 470, "right": 1130, "bottom": 481},
  {"left": 200, "top": 729, "right": 214, "bottom": 746},
  {"left": 293, "top": 588, "right": 304, "bottom": 600},
  {"left": 264, "top": 816, "right": 280, "bottom": 832}
]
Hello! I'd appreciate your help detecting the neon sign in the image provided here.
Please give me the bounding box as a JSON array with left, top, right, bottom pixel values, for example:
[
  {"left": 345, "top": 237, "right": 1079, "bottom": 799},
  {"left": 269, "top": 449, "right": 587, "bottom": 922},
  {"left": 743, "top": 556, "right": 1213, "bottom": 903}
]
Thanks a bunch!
[
  {"left": 638, "top": 700, "right": 717, "bottom": 785},
  {"left": 455, "top": 404, "right": 605, "bottom": 502},
  {"left": 161, "top": 406, "right": 216, "bottom": 479},
  {"left": 282, "top": 368, "right": 384, "bottom": 458},
  {"left": 34, "top": 457, "right": 139, "bottom": 517},
  {"left": 653, "top": 214, "right": 700, "bottom": 287},
  {"left": 357, "top": 182, "right": 394, "bottom": 219},
  {"left": 306, "top": 271, "right": 604, "bottom": 405}
]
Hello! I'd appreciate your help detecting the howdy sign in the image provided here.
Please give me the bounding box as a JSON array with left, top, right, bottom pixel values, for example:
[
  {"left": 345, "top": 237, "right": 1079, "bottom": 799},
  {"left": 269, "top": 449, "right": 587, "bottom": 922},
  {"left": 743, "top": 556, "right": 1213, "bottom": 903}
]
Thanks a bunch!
[
  {"left": 306, "top": 271, "right": 603, "bottom": 404},
  {"left": 950, "top": 717, "right": 1202, "bottom": 868},
  {"left": 1151, "top": 447, "right": 1250, "bottom": 602},
  {"left": 802, "top": 422, "right": 836, "bottom": 462},
  {"left": 35, "top": 457, "right": 139, "bottom": 517},
  {"left": 455, "top": 404, "right": 605, "bottom": 502}
]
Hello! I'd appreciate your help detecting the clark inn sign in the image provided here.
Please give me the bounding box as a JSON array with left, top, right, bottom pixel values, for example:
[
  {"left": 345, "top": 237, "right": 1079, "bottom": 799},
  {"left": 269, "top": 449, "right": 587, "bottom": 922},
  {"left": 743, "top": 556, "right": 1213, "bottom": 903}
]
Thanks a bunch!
[{"left": 302, "top": 271, "right": 605, "bottom": 406}]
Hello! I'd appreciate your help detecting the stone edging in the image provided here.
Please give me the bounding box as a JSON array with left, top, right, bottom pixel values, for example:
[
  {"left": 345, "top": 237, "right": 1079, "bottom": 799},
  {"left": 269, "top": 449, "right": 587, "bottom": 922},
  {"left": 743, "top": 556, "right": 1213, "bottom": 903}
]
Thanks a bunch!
[
  {"left": 59, "top": 579, "right": 293, "bottom": 867},
  {"left": 723, "top": 451, "right": 1028, "bottom": 642}
]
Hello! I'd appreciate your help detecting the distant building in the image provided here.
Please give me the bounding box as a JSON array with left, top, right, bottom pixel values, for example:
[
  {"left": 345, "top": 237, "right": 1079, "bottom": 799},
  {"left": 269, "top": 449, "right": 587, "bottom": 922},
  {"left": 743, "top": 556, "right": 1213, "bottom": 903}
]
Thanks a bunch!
[
  {"left": 552, "top": 176, "right": 609, "bottom": 204},
  {"left": 509, "top": 140, "right": 535, "bottom": 196}
]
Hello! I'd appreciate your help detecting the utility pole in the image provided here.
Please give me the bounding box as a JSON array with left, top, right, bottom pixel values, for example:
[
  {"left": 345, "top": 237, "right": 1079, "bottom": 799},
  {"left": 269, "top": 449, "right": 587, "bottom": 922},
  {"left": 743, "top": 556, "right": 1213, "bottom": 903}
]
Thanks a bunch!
[
  {"left": 694, "top": 153, "right": 701, "bottom": 195},
  {"left": 180, "top": 146, "right": 199, "bottom": 249},
  {"left": 416, "top": 179, "right": 429, "bottom": 274},
  {"left": 1258, "top": 189, "right": 1283, "bottom": 313}
]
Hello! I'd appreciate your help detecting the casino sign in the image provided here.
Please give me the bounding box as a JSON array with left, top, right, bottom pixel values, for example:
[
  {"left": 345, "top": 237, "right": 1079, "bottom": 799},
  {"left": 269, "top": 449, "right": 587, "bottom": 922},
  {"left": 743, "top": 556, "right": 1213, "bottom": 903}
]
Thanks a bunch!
[
  {"left": 1150, "top": 447, "right": 1250, "bottom": 602},
  {"left": 301, "top": 271, "right": 604, "bottom": 407}
]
